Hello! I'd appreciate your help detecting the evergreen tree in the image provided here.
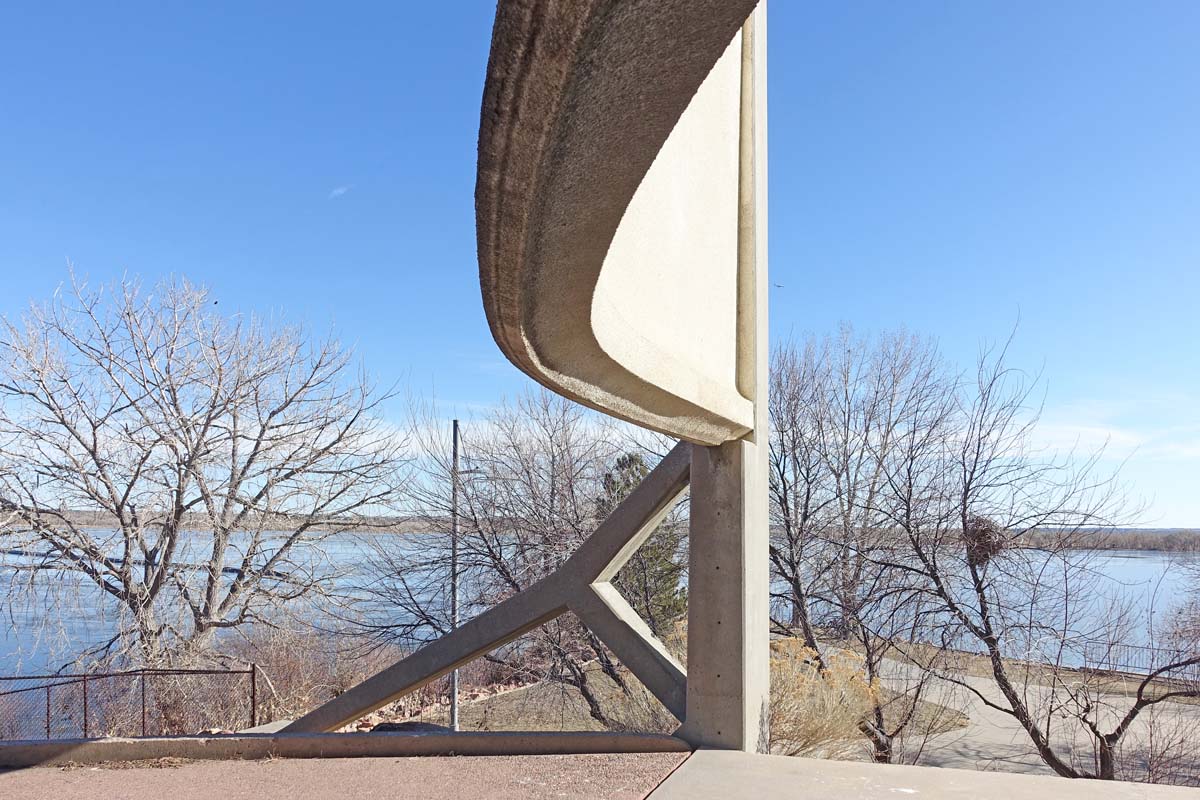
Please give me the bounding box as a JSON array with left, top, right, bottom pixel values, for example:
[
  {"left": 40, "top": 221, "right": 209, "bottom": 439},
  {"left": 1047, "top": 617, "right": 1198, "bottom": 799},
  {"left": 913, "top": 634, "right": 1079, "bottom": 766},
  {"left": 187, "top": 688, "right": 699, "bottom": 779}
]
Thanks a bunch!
[{"left": 596, "top": 452, "right": 688, "bottom": 635}]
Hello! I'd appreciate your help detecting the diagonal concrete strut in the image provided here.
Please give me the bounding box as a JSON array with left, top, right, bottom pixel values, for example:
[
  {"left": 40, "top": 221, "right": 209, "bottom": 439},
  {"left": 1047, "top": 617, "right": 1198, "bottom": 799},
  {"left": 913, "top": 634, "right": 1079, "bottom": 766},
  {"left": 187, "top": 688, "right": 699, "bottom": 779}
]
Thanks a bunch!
[{"left": 284, "top": 442, "right": 692, "bottom": 734}]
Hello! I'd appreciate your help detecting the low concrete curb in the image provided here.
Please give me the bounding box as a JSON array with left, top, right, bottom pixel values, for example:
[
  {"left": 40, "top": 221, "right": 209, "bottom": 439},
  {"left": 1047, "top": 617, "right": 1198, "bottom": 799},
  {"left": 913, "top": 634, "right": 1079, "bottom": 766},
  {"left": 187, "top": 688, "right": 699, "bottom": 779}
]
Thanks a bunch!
[{"left": 0, "top": 731, "right": 689, "bottom": 769}]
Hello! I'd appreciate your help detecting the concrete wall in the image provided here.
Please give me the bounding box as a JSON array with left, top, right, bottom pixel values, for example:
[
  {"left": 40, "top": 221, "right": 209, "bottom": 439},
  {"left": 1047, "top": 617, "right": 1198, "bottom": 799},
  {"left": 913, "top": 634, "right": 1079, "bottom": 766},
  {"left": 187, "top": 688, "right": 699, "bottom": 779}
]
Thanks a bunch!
[
  {"left": 476, "top": 0, "right": 761, "bottom": 445},
  {"left": 592, "top": 31, "right": 747, "bottom": 434}
]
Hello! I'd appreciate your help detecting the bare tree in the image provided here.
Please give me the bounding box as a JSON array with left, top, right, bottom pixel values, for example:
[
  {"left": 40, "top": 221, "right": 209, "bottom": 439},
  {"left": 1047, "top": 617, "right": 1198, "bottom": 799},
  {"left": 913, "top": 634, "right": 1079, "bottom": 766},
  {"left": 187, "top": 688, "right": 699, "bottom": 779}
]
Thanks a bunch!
[
  {"left": 768, "top": 326, "right": 1200, "bottom": 781},
  {"left": 1065, "top": 635, "right": 1200, "bottom": 783},
  {"left": 357, "top": 390, "right": 686, "bottom": 728},
  {"left": 0, "top": 274, "right": 409, "bottom": 666},
  {"left": 878, "top": 337, "right": 1200, "bottom": 782},
  {"left": 768, "top": 327, "right": 958, "bottom": 763}
]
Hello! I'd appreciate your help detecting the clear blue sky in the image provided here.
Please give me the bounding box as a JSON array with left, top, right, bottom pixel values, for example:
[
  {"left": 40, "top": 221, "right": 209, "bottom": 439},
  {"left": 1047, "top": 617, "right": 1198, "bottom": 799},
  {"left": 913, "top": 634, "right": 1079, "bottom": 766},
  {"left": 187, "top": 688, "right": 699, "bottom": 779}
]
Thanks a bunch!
[{"left": 1, "top": 2, "right": 1197, "bottom": 525}]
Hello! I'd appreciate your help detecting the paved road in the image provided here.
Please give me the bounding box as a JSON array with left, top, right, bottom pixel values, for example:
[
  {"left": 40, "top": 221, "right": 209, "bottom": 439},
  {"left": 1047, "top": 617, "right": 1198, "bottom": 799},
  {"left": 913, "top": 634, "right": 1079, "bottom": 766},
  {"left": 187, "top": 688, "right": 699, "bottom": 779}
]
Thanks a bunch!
[{"left": 876, "top": 657, "right": 1200, "bottom": 778}]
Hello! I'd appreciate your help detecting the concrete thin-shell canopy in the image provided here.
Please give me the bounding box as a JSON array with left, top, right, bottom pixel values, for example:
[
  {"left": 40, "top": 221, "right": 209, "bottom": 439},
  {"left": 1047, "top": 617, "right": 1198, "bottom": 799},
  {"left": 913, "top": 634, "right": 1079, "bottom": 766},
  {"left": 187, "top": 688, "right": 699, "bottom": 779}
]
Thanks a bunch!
[{"left": 476, "top": 0, "right": 761, "bottom": 446}]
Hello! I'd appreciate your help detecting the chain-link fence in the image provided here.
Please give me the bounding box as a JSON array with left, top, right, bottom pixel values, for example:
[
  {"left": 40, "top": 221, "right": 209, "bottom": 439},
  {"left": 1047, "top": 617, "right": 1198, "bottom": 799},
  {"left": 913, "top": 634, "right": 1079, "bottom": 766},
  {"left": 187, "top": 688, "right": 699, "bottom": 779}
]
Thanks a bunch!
[{"left": 0, "top": 666, "right": 257, "bottom": 741}]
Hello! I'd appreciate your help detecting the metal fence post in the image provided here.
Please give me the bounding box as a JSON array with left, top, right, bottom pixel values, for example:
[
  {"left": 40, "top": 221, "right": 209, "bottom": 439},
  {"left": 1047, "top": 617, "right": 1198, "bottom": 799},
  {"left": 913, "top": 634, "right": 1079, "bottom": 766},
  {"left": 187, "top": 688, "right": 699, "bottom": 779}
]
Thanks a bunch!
[
  {"left": 82, "top": 674, "right": 89, "bottom": 738},
  {"left": 141, "top": 672, "right": 148, "bottom": 736},
  {"left": 45, "top": 684, "right": 51, "bottom": 739},
  {"left": 249, "top": 664, "right": 257, "bottom": 729}
]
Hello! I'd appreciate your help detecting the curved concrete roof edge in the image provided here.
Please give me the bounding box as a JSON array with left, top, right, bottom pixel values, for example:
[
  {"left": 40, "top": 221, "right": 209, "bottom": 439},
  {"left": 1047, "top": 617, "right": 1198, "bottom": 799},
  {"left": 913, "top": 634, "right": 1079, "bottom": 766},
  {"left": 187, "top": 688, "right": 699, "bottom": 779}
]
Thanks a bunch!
[{"left": 475, "top": 0, "right": 760, "bottom": 445}]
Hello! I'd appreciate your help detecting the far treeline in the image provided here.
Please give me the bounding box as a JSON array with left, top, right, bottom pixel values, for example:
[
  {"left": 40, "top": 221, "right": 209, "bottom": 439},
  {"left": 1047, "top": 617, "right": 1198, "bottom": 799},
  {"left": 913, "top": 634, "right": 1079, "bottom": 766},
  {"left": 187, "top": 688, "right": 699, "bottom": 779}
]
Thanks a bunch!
[
  {"left": 16, "top": 512, "right": 1198, "bottom": 552},
  {"left": 1, "top": 510, "right": 431, "bottom": 535},
  {"left": 1025, "top": 528, "right": 1200, "bottom": 552}
]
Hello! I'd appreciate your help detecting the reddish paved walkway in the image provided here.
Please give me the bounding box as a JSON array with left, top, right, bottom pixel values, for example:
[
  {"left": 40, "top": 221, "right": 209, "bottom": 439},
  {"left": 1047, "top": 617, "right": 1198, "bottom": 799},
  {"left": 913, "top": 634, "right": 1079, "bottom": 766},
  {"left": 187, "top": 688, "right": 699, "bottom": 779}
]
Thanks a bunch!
[{"left": 0, "top": 753, "right": 689, "bottom": 800}]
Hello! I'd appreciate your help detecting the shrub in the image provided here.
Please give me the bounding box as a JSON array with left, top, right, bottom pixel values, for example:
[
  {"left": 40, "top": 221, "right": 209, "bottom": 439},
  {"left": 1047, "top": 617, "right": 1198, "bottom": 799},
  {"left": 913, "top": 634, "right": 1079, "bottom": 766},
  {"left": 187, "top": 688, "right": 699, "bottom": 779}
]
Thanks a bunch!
[{"left": 769, "top": 639, "right": 876, "bottom": 758}]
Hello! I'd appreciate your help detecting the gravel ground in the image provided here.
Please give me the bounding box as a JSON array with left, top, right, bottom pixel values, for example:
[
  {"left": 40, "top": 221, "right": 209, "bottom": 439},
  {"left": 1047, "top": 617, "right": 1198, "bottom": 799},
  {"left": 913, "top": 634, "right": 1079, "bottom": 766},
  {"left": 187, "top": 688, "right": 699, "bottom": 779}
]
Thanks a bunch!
[{"left": 0, "top": 753, "right": 689, "bottom": 800}]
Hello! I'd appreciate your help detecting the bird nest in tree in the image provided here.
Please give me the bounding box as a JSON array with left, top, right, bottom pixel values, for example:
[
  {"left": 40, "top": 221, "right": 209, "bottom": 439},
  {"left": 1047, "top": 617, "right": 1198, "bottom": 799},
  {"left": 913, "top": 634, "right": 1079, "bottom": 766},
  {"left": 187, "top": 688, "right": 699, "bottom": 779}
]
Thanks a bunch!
[{"left": 964, "top": 515, "right": 1006, "bottom": 567}]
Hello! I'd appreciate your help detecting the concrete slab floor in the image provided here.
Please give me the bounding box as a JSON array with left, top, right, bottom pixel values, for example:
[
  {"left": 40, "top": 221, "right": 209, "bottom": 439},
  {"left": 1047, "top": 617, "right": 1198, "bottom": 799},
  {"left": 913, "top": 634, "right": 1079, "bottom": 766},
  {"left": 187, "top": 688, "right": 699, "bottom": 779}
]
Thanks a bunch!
[
  {"left": 0, "top": 752, "right": 689, "bottom": 800},
  {"left": 650, "top": 750, "right": 1200, "bottom": 799},
  {"left": 7, "top": 750, "right": 1198, "bottom": 799}
]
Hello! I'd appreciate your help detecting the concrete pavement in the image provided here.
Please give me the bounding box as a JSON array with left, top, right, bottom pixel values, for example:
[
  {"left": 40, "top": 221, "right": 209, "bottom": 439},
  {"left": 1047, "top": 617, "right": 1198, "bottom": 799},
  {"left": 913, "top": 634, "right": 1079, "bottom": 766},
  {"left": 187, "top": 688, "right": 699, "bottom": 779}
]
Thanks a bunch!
[
  {"left": 7, "top": 750, "right": 1198, "bottom": 799},
  {"left": 651, "top": 750, "right": 1200, "bottom": 799},
  {"left": 0, "top": 753, "right": 688, "bottom": 800}
]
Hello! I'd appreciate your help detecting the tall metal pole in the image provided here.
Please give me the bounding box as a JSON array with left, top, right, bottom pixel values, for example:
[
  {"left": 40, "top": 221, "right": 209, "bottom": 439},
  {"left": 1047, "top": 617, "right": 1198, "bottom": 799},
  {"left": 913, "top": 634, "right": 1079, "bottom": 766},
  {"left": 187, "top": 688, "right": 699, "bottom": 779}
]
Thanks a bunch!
[
  {"left": 449, "top": 419, "right": 460, "bottom": 731},
  {"left": 249, "top": 663, "right": 258, "bottom": 729}
]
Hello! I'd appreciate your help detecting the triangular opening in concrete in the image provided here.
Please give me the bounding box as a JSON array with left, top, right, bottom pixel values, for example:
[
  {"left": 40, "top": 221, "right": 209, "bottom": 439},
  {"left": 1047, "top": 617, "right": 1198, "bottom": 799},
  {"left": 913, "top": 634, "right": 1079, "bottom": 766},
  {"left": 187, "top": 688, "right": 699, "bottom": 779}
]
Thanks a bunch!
[{"left": 607, "top": 508, "right": 689, "bottom": 648}]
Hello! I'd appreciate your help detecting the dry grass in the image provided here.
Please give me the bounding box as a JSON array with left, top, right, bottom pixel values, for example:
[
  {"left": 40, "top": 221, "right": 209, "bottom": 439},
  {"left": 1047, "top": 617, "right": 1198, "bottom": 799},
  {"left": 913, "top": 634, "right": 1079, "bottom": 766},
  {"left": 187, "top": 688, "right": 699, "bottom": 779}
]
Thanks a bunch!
[
  {"left": 231, "top": 629, "right": 411, "bottom": 724},
  {"left": 408, "top": 662, "right": 673, "bottom": 733},
  {"left": 221, "top": 628, "right": 513, "bottom": 730},
  {"left": 769, "top": 639, "right": 875, "bottom": 758},
  {"left": 398, "top": 630, "right": 966, "bottom": 763},
  {"left": 407, "top": 624, "right": 686, "bottom": 733},
  {"left": 159, "top": 625, "right": 970, "bottom": 757},
  {"left": 768, "top": 639, "right": 968, "bottom": 758}
]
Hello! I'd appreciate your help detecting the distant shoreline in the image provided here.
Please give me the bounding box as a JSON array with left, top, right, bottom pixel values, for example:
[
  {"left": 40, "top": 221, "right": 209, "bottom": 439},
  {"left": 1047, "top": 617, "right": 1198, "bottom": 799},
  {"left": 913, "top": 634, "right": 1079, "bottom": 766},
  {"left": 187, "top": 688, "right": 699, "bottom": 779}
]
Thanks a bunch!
[
  {"left": 1022, "top": 528, "right": 1200, "bottom": 553},
  {"left": 4, "top": 514, "right": 1198, "bottom": 551},
  {"left": 1, "top": 511, "right": 437, "bottom": 536}
]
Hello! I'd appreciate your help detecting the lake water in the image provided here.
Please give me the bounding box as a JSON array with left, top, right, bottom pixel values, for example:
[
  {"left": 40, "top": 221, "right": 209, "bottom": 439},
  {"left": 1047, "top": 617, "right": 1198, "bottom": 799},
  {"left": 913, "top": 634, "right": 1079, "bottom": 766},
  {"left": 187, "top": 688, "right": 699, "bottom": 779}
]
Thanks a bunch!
[
  {"left": 0, "top": 532, "right": 1194, "bottom": 675},
  {"left": 0, "top": 531, "right": 386, "bottom": 675}
]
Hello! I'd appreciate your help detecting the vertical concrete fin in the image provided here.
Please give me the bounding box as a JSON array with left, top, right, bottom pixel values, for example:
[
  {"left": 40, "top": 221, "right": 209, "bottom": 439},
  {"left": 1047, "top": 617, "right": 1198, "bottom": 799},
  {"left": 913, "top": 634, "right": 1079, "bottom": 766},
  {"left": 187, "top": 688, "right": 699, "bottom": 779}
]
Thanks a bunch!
[{"left": 679, "top": 4, "right": 770, "bottom": 753}]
